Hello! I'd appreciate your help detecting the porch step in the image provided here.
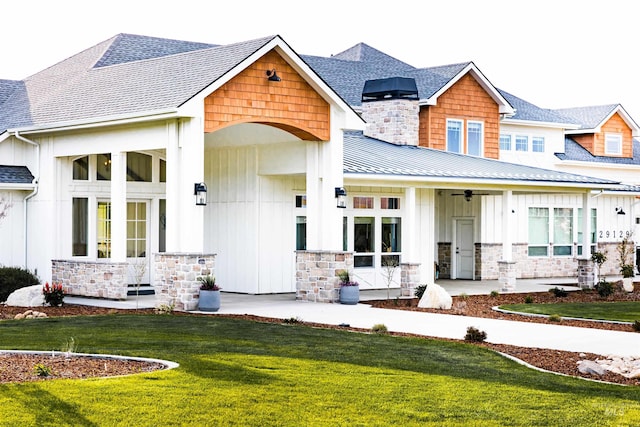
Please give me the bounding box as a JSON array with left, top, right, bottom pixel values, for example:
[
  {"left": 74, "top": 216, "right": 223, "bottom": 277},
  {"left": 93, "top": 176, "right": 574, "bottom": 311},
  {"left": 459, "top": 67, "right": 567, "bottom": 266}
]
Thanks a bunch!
[{"left": 127, "top": 285, "right": 155, "bottom": 296}]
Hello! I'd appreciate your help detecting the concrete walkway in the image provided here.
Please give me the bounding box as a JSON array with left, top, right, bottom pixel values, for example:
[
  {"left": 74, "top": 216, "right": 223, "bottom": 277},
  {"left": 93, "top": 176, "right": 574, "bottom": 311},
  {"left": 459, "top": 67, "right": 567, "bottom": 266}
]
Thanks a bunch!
[{"left": 65, "top": 278, "right": 640, "bottom": 358}]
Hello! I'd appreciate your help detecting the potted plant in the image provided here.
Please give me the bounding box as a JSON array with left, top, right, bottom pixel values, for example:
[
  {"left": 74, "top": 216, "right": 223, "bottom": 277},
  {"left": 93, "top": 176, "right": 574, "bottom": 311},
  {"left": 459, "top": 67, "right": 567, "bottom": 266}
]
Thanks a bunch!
[
  {"left": 198, "top": 275, "right": 221, "bottom": 312},
  {"left": 337, "top": 270, "right": 359, "bottom": 305}
]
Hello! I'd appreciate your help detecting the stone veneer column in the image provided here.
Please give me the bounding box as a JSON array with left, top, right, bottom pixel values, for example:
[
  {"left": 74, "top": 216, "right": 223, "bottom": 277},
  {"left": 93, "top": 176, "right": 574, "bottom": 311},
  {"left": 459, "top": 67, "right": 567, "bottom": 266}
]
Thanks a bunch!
[
  {"left": 361, "top": 99, "right": 420, "bottom": 146},
  {"left": 400, "top": 262, "right": 421, "bottom": 297},
  {"left": 498, "top": 260, "right": 517, "bottom": 291},
  {"left": 296, "top": 251, "right": 353, "bottom": 303},
  {"left": 577, "top": 258, "right": 595, "bottom": 289},
  {"left": 51, "top": 259, "right": 128, "bottom": 299},
  {"left": 154, "top": 252, "right": 216, "bottom": 311}
]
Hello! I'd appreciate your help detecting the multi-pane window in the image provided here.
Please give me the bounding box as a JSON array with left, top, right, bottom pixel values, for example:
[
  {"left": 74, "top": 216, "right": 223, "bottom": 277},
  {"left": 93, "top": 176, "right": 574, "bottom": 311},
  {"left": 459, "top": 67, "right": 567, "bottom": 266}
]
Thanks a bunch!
[
  {"left": 532, "top": 137, "right": 545, "bottom": 153},
  {"left": 97, "top": 154, "right": 111, "bottom": 181},
  {"left": 126, "top": 202, "right": 146, "bottom": 258},
  {"left": 353, "top": 196, "right": 374, "bottom": 209},
  {"left": 467, "top": 122, "right": 483, "bottom": 156},
  {"left": 354, "top": 217, "right": 374, "bottom": 267},
  {"left": 499, "top": 134, "right": 512, "bottom": 151},
  {"left": 127, "top": 153, "right": 152, "bottom": 182},
  {"left": 381, "top": 217, "right": 401, "bottom": 267},
  {"left": 381, "top": 197, "right": 400, "bottom": 209},
  {"left": 528, "top": 207, "right": 549, "bottom": 256},
  {"left": 72, "top": 198, "right": 88, "bottom": 256},
  {"left": 577, "top": 208, "right": 597, "bottom": 256},
  {"left": 515, "top": 135, "right": 528, "bottom": 152},
  {"left": 605, "top": 133, "right": 622, "bottom": 155},
  {"left": 446, "top": 119, "right": 463, "bottom": 153},
  {"left": 97, "top": 202, "right": 111, "bottom": 258}
]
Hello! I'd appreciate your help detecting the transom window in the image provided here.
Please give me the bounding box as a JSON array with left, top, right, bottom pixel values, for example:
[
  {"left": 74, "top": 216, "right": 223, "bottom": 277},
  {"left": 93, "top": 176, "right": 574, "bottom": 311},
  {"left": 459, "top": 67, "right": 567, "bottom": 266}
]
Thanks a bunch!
[
  {"left": 605, "top": 133, "right": 622, "bottom": 155},
  {"left": 381, "top": 197, "right": 400, "bottom": 209},
  {"left": 73, "top": 157, "right": 88, "bottom": 180},
  {"left": 353, "top": 196, "right": 374, "bottom": 209}
]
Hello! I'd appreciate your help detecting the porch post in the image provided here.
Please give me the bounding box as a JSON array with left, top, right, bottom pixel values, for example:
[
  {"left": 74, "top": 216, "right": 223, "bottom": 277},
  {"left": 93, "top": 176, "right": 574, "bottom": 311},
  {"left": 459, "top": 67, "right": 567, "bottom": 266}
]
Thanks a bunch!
[
  {"left": 499, "top": 190, "right": 516, "bottom": 291},
  {"left": 581, "top": 191, "right": 593, "bottom": 260},
  {"left": 110, "top": 151, "right": 127, "bottom": 262},
  {"left": 165, "top": 121, "right": 181, "bottom": 252},
  {"left": 421, "top": 188, "right": 436, "bottom": 283}
]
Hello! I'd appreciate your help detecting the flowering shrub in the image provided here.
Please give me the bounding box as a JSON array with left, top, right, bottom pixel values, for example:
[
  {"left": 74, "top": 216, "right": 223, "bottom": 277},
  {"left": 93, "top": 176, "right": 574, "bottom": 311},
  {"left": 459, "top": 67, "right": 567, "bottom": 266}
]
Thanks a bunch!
[
  {"left": 337, "top": 270, "right": 359, "bottom": 287},
  {"left": 42, "top": 282, "right": 65, "bottom": 306}
]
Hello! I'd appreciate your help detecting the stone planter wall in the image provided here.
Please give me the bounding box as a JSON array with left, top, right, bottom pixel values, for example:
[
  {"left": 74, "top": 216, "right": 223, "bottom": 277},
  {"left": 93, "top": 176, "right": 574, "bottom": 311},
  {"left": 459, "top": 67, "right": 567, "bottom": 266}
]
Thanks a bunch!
[
  {"left": 153, "top": 253, "right": 216, "bottom": 311},
  {"left": 51, "top": 259, "right": 128, "bottom": 300},
  {"left": 400, "top": 262, "right": 421, "bottom": 297},
  {"left": 296, "top": 251, "right": 353, "bottom": 303}
]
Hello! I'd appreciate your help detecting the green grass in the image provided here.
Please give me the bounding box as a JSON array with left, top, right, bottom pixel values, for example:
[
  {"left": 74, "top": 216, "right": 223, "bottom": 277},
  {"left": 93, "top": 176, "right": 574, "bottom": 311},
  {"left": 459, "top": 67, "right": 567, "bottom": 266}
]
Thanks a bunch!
[
  {"left": 0, "top": 314, "right": 639, "bottom": 426},
  {"left": 499, "top": 301, "right": 640, "bottom": 322}
]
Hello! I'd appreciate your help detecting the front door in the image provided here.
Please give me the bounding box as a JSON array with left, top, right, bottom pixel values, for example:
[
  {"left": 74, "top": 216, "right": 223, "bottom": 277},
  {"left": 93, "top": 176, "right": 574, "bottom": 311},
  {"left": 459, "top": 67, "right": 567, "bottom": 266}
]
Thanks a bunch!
[
  {"left": 455, "top": 219, "right": 474, "bottom": 279},
  {"left": 126, "top": 201, "right": 149, "bottom": 285}
]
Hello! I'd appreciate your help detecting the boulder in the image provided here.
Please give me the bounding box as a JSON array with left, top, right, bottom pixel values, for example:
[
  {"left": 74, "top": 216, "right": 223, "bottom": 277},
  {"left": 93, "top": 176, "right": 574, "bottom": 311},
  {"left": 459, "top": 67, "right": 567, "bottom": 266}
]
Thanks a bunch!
[
  {"left": 577, "top": 360, "right": 607, "bottom": 376},
  {"left": 5, "top": 285, "right": 45, "bottom": 307},
  {"left": 418, "top": 284, "right": 452, "bottom": 310}
]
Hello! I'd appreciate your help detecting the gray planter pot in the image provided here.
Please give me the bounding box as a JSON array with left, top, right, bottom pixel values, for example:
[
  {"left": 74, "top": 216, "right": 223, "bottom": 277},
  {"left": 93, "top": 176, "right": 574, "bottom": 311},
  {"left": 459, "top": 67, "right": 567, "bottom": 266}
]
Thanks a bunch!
[
  {"left": 339, "top": 285, "right": 359, "bottom": 305},
  {"left": 199, "top": 289, "right": 221, "bottom": 312}
]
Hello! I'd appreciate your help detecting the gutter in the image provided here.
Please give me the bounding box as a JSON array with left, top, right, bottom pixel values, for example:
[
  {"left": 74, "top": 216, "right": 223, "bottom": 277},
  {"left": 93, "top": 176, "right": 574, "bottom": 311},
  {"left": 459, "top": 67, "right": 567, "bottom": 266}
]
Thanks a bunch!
[{"left": 13, "top": 131, "right": 39, "bottom": 270}]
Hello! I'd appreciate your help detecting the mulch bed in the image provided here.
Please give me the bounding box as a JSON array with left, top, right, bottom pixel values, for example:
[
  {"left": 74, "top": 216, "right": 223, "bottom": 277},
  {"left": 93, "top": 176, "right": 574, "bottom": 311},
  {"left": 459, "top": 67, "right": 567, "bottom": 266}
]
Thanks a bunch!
[{"left": 1, "top": 285, "right": 639, "bottom": 386}]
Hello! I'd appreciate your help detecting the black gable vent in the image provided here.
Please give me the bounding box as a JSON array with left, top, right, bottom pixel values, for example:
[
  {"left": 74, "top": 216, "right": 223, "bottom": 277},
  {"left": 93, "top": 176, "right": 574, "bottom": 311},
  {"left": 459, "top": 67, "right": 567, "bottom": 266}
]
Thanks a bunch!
[{"left": 362, "top": 77, "right": 418, "bottom": 102}]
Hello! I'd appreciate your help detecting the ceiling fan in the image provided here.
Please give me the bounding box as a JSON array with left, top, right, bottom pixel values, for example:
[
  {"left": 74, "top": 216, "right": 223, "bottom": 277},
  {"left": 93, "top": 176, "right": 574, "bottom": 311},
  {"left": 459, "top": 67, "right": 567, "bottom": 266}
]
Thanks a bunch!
[{"left": 451, "top": 189, "right": 490, "bottom": 202}]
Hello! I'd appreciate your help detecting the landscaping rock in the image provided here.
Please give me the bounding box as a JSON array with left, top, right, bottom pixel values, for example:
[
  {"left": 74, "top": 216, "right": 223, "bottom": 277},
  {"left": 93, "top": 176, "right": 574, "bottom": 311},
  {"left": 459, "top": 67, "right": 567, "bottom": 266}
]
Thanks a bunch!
[
  {"left": 418, "top": 284, "right": 452, "bottom": 310},
  {"left": 5, "top": 285, "right": 45, "bottom": 307},
  {"left": 14, "top": 310, "right": 48, "bottom": 320},
  {"left": 577, "top": 360, "right": 607, "bottom": 376}
]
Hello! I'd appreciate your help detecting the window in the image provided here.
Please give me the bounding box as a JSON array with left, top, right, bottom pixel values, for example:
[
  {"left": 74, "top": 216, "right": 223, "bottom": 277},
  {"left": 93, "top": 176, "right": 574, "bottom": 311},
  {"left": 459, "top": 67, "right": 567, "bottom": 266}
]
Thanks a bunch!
[
  {"left": 467, "top": 122, "right": 483, "bottom": 156},
  {"left": 577, "top": 208, "right": 597, "bottom": 256},
  {"left": 446, "top": 119, "right": 463, "bottom": 153},
  {"left": 127, "top": 153, "right": 152, "bottom": 182},
  {"left": 553, "top": 208, "right": 573, "bottom": 256},
  {"left": 159, "top": 159, "right": 166, "bottom": 183},
  {"left": 73, "top": 157, "right": 88, "bottom": 180},
  {"left": 605, "top": 133, "right": 622, "bottom": 155},
  {"left": 159, "top": 199, "right": 166, "bottom": 253},
  {"left": 381, "top": 197, "right": 400, "bottom": 209},
  {"left": 72, "top": 198, "right": 88, "bottom": 256},
  {"left": 499, "top": 134, "right": 512, "bottom": 151},
  {"left": 528, "top": 207, "right": 549, "bottom": 256},
  {"left": 296, "top": 216, "right": 306, "bottom": 250},
  {"left": 354, "top": 217, "right": 374, "bottom": 267},
  {"left": 97, "top": 154, "right": 111, "bottom": 181},
  {"left": 381, "top": 217, "right": 401, "bottom": 267},
  {"left": 97, "top": 202, "right": 111, "bottom": 258},
  {"left": 295, "top": 195, "right": 307, "bottom": 208},
  {"left": 515, "top": 136, "right": 528, "bottom": 152},
  {"left": 532, "top": 137, "right": 545, "bottom": 153},
  {"left": 353, "top": 196, "right": 373, "bottom": 209}
]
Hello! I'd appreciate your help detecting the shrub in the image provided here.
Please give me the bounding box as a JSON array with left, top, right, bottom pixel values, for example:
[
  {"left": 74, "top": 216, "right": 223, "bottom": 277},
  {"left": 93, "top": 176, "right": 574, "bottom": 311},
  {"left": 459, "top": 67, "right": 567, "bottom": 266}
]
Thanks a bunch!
[
  {"left": 464, "top": 326, "right": 487, "bottom": 342},
  {"left": 548, "top": 314, "right": 562, "bottom": 322},
  {"left": 154, "top": 303, "right": 175, "bottom": 315},
  {"left": 33, "top": 363, "right": 52, "bottom": 377},
  {"left": 0, "top": 266, "right": 40, "bottom": 303},
  {"left": 283, "top": 316, "right": 302, "bottom": 324},
  {"left": 414, "top": 285, "right": 427, "bottom": 299},
  {"left": 595, "top": 280, "right": 614, "bottom": 298},
  {"left": 459, "top": 293, "right": 469, "bottom": 300},
  {"left": 371, "top": 324, "right": 388, "bottom": 334},
  {"left": 489, "top": 290, "right": 499, "bottom": 298},
  {"left": 549, "top": 287, "right": 568, "bottom": 298},
  {"left": 633, "top": 320, "right": 640, "bottom": 332},
  {"left": 42, "top": 282, "right": 65, "bottom": 306},
  {"left": 524, "top": 295, "right": 534, "bottom": 304}
]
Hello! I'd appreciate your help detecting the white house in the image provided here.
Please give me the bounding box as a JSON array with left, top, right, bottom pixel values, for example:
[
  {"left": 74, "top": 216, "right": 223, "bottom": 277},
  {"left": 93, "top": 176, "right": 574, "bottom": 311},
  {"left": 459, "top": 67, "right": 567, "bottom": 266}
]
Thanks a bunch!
[{"left": 0, "top": 34, "right": 637, "bottom": 309}]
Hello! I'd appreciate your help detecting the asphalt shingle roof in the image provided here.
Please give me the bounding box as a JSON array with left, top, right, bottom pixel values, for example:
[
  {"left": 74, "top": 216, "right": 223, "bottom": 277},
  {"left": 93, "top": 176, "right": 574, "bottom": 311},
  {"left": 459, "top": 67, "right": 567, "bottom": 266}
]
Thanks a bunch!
[
  {"left": 498, "top": 89, "right": 577, "bottom": 124},
  {"left": 555, "top": 137, "right": 640, "bottom": 165},
  {"left": 344, "top": 131, "right": 617, "bottom": 185},
  {"left": 0, "top": 165, "right": 34, "bottom": 184},
  {"left": 554, "top": 104, "right": 619, "bottom": 129}
]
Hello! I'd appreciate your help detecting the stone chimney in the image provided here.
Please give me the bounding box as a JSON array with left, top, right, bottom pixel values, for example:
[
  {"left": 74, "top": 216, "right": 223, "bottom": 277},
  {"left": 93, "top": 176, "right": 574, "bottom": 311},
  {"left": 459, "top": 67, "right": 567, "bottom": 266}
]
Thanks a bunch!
[{"left": 360, "top": 77, "right": 420, "bottom": 146}]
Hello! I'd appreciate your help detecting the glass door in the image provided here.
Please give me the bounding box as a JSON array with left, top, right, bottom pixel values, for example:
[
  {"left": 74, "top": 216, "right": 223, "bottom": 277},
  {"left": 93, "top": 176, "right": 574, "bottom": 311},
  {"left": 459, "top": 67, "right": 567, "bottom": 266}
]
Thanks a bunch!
[{"left": 127, "top": 201, "right": 149, "bottom": 285}]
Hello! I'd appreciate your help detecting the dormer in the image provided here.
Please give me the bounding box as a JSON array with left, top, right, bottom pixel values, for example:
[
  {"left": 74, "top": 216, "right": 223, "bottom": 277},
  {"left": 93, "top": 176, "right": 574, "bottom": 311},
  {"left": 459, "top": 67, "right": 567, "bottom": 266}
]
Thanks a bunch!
[{"left": 558, "top": 104, "right": 640, "bottom": 158}]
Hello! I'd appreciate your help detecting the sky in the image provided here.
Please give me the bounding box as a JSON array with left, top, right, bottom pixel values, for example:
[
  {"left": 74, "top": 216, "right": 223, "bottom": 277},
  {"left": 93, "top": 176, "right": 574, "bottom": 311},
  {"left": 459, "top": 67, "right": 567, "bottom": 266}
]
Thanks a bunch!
[{"left": 2, "top": 0, "right": 639, "bottom": 121}]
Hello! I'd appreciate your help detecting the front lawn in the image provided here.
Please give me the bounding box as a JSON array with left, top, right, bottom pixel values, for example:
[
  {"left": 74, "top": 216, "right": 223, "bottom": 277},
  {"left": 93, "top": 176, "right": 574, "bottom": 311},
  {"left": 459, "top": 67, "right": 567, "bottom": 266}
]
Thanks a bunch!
[
  {"left": 0, "top": 314, "right": 639, "bottom": 426},
  {"left": 499, "top": 301, "right": 640, "bottom": 322}
]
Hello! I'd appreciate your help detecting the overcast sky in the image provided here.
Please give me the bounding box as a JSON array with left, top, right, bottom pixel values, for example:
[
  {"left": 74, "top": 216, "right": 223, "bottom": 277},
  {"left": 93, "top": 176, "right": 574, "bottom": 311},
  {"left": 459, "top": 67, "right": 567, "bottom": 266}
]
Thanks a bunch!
[{"left": 2, "top": 0, "right": 638, "bottom": 121}]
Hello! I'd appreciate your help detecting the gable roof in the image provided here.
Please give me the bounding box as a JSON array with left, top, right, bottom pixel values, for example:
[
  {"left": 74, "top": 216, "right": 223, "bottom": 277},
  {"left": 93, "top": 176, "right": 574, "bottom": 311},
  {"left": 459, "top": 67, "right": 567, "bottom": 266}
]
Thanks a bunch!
[
  {"left": 556, "top": 137, "right": 640, "bottom": 165},
  {"left": 556, "top": 104, "right": 640, "bottom": 137},
  {"left": 344, "top": 131, "right": 620, "bottom": 188}
]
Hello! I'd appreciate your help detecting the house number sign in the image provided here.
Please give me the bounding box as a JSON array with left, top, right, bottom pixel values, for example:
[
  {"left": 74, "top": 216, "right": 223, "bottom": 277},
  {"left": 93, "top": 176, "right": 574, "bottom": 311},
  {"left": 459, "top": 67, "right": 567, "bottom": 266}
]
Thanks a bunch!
[{"left": 598, "top": 230, "right": 632, "bottom": 240}]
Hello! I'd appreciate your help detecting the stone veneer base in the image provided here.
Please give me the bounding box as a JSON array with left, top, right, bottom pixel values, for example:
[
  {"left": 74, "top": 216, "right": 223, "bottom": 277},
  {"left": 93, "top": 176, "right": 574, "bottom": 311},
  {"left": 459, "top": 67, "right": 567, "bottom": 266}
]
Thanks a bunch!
[
  {"left": 296, "top": 251, "right": 353, "bottom": 303},
  {"left": 52, "top": 259, "right": 128, "bottom": 300},
  {"left": 154, "top": 252, "right": 216, "bottom": 311}
]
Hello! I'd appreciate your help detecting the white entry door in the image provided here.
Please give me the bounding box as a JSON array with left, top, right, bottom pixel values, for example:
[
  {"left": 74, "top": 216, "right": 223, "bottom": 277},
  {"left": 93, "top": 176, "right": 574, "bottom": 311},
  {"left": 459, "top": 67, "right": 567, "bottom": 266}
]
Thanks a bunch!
[
  {"left": 126, "top": 201, "right": 150, "bottom": 285},
  {"left": 455, "top": 219, "right": 474, "bottom": 279}
]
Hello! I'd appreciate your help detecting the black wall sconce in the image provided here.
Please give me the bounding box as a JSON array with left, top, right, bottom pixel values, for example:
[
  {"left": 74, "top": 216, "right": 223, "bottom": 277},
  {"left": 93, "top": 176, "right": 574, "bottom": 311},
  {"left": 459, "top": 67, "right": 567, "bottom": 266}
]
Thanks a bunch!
[
  {"left": 335, "top": 187, "right": 347, "bottom": 208},
  {"left": 616, "top": 207, "right": 626, "bottom": 215},
  {"left": 194, "top": 182, "right": 207, "bottom": 206},
  {"left": 266, "top": 69, "right": 281, "bottom": 82}
]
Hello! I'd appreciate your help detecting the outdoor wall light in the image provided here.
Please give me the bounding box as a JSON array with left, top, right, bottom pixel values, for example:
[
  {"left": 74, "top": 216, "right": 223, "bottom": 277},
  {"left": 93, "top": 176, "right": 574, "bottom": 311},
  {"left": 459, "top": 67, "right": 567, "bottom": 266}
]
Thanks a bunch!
[
  {"left": 335, "top": 187, "right": 347, "bottom": 208},
  {"left": 194, "top": 182, "right": 207, "bottom": 206},
  {"left": 266, "top": 69, "right": 281, "bottom": 82},
  {"left": 616, "top": 207, "right": 626, "bottom": 215}
]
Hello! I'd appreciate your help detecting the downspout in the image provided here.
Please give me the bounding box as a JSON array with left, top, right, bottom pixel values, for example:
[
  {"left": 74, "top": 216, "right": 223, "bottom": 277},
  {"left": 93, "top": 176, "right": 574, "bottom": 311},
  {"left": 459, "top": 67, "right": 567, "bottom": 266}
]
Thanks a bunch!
[{"left": 14, "top": 131, "right": 39, "bottom": 270}]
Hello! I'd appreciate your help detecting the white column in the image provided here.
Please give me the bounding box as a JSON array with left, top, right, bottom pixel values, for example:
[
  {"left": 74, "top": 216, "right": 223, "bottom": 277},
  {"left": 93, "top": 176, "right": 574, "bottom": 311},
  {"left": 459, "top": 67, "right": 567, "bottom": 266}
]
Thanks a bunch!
[
  {"left": 582, "top": 191, "right": 593, "bottom": 259},
  {"left": 305, "top": 142, "right": 320, "bottom": 250},
  {"left": 110, "top": 151, "right": 127, "bottom": 261},
  {"left": 421, "top": 188, "right": 436, "bottom": 283},
  {"left": 502, "top": 190, "right": 513, "bottom": 261},
  {"left": 165, "top": 121, "right": 181, "bottom": 252},
  {"left": 404, "top": 187, "right": 417, "bottom": 261}
]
